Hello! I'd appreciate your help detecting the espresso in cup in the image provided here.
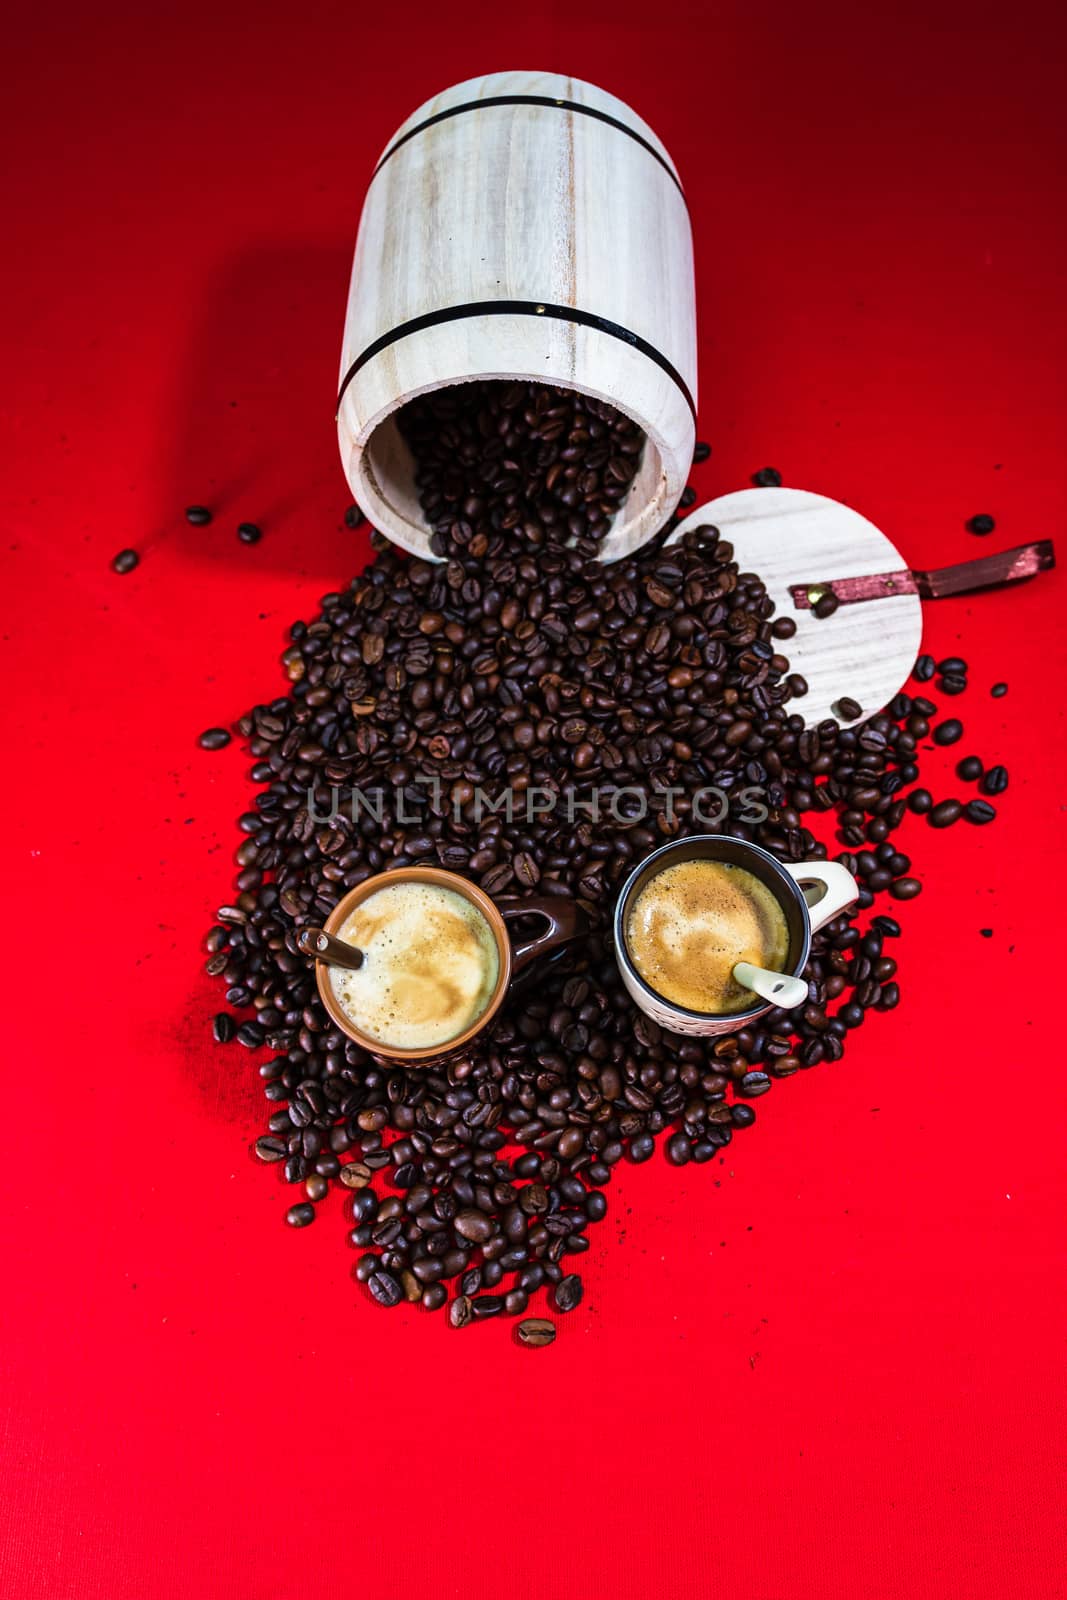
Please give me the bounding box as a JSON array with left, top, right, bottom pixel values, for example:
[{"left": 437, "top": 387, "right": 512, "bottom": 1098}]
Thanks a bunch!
[
  {"left": 626, "top": 858, "right": 790, "bottom": 1016},
  {"left": 329, "top": 880, "right": 500, "bottom": 1051},
  {"left": 614, "top": 835, "right": 859, "bottom": 1038},
  {"left": 310, "top": 866, "right": 587, "bottom": 1063}
]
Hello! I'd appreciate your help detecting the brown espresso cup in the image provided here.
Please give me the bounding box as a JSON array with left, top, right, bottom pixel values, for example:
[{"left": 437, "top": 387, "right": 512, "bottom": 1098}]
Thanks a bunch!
[{"left": 306, "top": 866, "right": 585, "bottom": 1064}]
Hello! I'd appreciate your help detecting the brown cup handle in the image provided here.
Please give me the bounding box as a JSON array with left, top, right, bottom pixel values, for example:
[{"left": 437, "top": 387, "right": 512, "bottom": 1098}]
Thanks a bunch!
[{"left": 499, "top": 896, "right": 586, "bottom": 974}]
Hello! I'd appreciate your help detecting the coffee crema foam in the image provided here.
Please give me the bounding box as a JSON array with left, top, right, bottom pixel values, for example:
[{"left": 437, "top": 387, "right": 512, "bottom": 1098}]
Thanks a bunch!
[
  {"left": 626, "top": 859, "right": 791, "bottom": 1015},
  {"left": 330, "top": 882, "right": 500, "bottom": 1050}
]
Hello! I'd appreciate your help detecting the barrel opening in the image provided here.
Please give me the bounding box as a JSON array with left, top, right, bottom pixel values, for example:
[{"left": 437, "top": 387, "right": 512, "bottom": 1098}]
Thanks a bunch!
[{"left": 358, "top": 379, "right": 661, "bottom": 560}]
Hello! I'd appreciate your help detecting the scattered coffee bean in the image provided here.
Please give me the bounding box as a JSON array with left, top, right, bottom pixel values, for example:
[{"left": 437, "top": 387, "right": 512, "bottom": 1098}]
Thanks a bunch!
[
  {"left": 966, "top": 514, "right": 995, "bottom": 535},
  {"left": 199, "top": 728, "right": 232, "bottom": 750},
  {"left": 449, "top": 1295, "right": 473, "bottom": 1329},
  {"left": 286, "top": 1203, "right": 315, "bottom": 1227},
  {"left": 471, "top": 1294, "right": 504, "bottom": 1319},
  {"left": 111, "top": 548, "right": 139, "bottom": 574},
  {"left": 753, "top": 466, "right": 782, "bottom": 486},
  {"left": 517, "top": 1318, "right": 557, "bottom": 1347},
  {"left": 813, "top": 592, "right": 839, "bottom": 619},
  {"left": 928, "top": 800, "right": 963, "bottom": 828},
  {"left": 889, "top": 877, "right": 923, "bottom": 900},
  {"left": 554, "top": 1275, "right": 583, "bottom": 1312},
  {"left": 693, "top": 441, "right": 712, "bottom": 463},
  {"left": 956, "top": 756, "right": 983, "bottom": 782},
  {"left": 212, "top": 1012, "right": 235, "bottom": 1043},
  {"left": 237, "top": 522, "right": 262, "bottom": 544},
  {"left": 185, "top": 505, "right": 212, "bottom": 525},
  {"left": 339, "top": 1162, "right": 372, "bottom": 1188},
  {"left": 933, "top": 720, "right": 963, "bottom": 746},
  {"left": 833, "top": 697, "right": 863, "bottom": 722},
  {"left": 344, "top": 503, "right": 365, "bottom": 528},
  {"left": 991, "top": 682, "right": 1008, "bottom": 698},
  {"left": 368, "top": 1269, "right": 402, "bottom": 1307},
  {"left": 913, "top": 654, "right": 936, "bottom": 681},
  {"left": 964, "top": 799, "right": 996, "bottom": 824},
  {"left": 981, "top": 765, "right": 1009, "bottom": 795},
  {"left": 254, "top": 1136, "right": 287, "bottom": 1162}
]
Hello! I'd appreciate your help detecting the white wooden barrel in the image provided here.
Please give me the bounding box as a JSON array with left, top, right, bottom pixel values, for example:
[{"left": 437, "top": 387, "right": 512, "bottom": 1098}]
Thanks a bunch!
[{"left": 337, "top": 69, "right": 697, "bottom": 563}]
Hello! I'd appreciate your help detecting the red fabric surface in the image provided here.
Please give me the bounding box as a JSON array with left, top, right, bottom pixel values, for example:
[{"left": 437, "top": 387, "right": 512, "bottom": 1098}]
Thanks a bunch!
[{"left": 3, "top": 3, "right": 1066, "bottom": 1597}]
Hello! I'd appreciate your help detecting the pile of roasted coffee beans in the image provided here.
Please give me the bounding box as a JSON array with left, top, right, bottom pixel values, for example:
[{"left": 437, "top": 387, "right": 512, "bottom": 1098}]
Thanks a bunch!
[{"left": 204, "top": 380, "right": 1003, "bottom": 1333}]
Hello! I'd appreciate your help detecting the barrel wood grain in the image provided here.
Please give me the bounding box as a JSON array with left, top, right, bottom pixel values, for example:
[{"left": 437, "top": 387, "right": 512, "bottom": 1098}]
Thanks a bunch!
[{"left": 338, "top": 70, "right": 697, "bottom": 562}]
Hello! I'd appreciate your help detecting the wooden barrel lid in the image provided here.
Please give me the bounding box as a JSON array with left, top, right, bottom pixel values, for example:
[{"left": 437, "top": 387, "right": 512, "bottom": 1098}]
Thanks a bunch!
[{"left": 669, "top": 487, "right": 923, "bottom": 727}]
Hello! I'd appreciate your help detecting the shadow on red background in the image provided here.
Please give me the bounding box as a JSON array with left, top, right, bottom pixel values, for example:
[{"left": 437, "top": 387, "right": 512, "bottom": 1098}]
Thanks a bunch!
[{"left": 160, "top": 243, "right": 353, "bottom": 569}]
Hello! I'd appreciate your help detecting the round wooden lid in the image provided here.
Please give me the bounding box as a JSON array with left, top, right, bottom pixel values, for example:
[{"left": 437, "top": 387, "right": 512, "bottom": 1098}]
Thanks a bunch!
[{"left": 669, "top": 486, "right": 923, "bottom": 727}]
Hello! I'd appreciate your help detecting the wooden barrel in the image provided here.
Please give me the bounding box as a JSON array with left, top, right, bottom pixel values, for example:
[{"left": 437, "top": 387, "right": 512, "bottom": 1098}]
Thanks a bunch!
[{"left": 337, "top": 70, "right": 697, "bottom": 563}]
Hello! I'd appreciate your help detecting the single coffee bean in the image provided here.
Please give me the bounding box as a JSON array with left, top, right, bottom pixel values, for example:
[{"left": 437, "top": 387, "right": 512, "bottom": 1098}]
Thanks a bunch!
[
  {"left": 554, "top": 1275, "right": 583, "bottom": 1313},
  {"left": 907, "top": 788, "right": 933, "bottom": 815},
  {"left": 199, "top": 727, "right": 232, "bottom": 750},
  {"left": 305, "top": 1174, "right": 328, "bottom": 1202},
  {"left": 912, "top": 654, "right": 936, "bottom": 681},
  {"left": 344, "top": 503, "right": 365, "bottom": 528},
  {"left": 928, "top": 799, "right": 963, "bottom": 828},
  {"left": 517, "top": 1317, "right": 557, "bottom": 1347},
  {"left": 981, "top": 765, "right": 1008, "bottom": 795},
  {"left": 966, "top": 514, "right": 995, "bottom": 535},
  {"left": 237, "top": 522, "right": 262, "bottom": 544},
  {"left": 212, "top": 1012, "right": 235, "bottom": 1043},
  {"left": 991, "top": 682, "right": 1008, "bottom": 697},
  {"left": 368, "top": 1269, "right": 402, "bottom": 1307},
  {"left": 964, "top": 799, "right": 996, "bottom": 824},
  {"left": 471, "top": 1294, "right": 504, "bottom": 1320},
  {"left": 693, "top": 440, "right": 711, "bottom": 462},
  {"left": 254, "top": 1136, "right": 287, "bottom": 1162},
  {"left": 955, "top": 756, "right": 983, "bottom": 782},
  {"left": 889, "top": 877, "right": 923, "bottom": 900},
  {"left": 813, "top": 592, "right": 839, "bottom": 620},
  {"left": 753, "top": 466, "right": 782, "bottom": 486},
  {"left": 338, "top": 1162, "right": 372, "bottom": 1188},
  {"left": 111, "top": 548, "right": 139, "bottom": 574},
  {"left": 286, "top": 1203, "right": 315, "bottom": 1228},
  {"left": 938, "top": 657, "right": 968, "bottom": 675},
  {"left": 449, "top": 1295, "right": 472, "bottom": 1329},
  {"left": 455, "top": 1209, "right": 493, "bottom": 1244},
  {"left": 932, "top": 720, "right": 963, "bottom": 746},
  {"left": 833, "top": 697, "right": 863, "bottom": 722},
  {"left": 185, "top": 505, "right": 212, "bottom": 525},
  {"left": 666, "top": 1132, "right": 691, "bottom": 1165}
]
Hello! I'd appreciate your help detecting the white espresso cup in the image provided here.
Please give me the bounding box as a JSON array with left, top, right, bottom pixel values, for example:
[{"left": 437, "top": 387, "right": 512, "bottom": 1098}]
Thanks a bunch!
[{"left": 614, "top": 835, "right": 859, "bottom": 1037}]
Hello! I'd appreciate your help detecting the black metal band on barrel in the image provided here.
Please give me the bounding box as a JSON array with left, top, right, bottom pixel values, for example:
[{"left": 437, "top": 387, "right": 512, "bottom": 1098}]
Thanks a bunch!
[
  {"left": 372, "top": 94, "right": 686, "bottom": 200},
  {"left": 336, "top": 300, "right": 696, "bottom": 421}
]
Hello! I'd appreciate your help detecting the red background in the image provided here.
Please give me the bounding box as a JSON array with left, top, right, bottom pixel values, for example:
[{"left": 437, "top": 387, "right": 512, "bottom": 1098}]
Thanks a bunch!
[{"left": 3, "top": 3, "right": 1065, "bottom": 1596}]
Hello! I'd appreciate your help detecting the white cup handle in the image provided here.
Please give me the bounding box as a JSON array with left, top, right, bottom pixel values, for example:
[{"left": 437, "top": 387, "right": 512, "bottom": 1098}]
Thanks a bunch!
[{"left": 783, "top": 860, "right": 859, "bottom": 933}]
